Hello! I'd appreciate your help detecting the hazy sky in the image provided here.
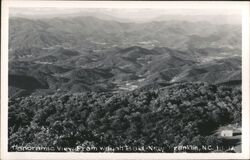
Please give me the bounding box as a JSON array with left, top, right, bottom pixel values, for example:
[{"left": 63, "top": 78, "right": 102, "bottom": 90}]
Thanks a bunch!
[{"left": 9, "top": 8, "right": 241, "bottom": 23}]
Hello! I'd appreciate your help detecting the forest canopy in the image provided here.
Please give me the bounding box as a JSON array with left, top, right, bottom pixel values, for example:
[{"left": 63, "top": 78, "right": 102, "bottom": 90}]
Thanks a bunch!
[{"left": 8, "top": 82, "right": 241, "bottom": 152}]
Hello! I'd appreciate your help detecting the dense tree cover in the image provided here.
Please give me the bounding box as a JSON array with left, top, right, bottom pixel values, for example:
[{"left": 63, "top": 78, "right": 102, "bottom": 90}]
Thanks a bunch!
[{"left": 8, "top": 82, "right": 241, "bottom": 152}]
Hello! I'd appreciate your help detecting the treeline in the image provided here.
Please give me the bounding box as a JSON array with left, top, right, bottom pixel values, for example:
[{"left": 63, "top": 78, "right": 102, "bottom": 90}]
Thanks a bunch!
[{"left": 8, "top": 82, "right": 241, "bottom": 152}]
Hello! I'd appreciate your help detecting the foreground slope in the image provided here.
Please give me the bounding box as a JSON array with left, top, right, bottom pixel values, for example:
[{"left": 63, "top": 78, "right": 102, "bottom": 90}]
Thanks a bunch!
[{"left": 9, "top": 82, "right": 241, "bottom": 152}]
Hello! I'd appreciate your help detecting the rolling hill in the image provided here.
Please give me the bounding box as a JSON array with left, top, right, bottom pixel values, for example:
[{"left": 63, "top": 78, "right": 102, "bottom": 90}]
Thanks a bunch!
[
  {"left": 8, "top": 16, "right": 242, "bottom": 98},
  {"left": 9, "top": 16, "right": 241, "bottom": 52},
  {"left": 9, "top": 45, "right": 241, "bottom": 98}
]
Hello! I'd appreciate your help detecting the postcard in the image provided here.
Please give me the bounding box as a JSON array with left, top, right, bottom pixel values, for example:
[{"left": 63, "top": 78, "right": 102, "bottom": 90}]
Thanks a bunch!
[{"left": 1, "top": 1, "right": 250, "bottom": 159}]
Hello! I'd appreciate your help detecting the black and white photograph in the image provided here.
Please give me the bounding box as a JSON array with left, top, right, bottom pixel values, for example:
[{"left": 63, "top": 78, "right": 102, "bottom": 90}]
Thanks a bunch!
[{"left": 1, "top": 1, "right": 250, "bottom": 159}]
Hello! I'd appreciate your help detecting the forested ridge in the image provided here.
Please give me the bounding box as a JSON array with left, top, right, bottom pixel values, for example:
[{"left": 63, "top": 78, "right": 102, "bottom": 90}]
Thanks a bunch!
[{"left": 8, "top": 82, "right": 241, "bottom": 152}]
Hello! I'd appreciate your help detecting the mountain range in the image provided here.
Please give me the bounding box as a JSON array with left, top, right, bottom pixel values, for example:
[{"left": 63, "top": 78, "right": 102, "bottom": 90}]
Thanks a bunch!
[{"left": 8, "top": 16, "right": 241, "bottom": 98}]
